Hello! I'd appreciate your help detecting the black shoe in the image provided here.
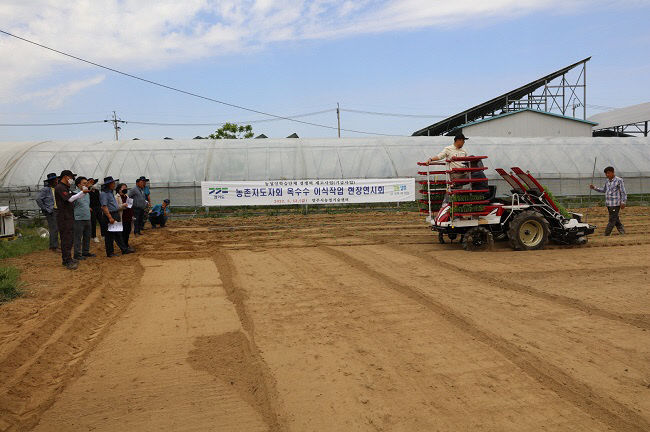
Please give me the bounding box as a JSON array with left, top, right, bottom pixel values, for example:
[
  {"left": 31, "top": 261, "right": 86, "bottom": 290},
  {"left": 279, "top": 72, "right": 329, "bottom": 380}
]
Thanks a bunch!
[
  {"left": 82, "top": 253, "right": 97, "bottom": 257},
  {"left": 64, "top": 261, "right": 78, "bottom": 270},
  {"left": 121, "top": 249, "right": 134, "bottom": 255},
  {"left": 74, "top": 255, "right": 87, "bottom": 261},
  {"left": 50, "top": 247, "right": 58, "bottom": 252},
  {"left": 107, "top": 253, "right": 119, "bottom": 258}
]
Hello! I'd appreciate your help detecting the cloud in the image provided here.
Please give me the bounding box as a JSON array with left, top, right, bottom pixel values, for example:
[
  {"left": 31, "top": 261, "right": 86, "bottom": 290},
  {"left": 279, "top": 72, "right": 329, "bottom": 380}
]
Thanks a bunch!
[
  {"left": 0, "top": 0, "right": 640, "bottom": 104},
  {"left": 16, "top": 75, "right": 106, "bottom": 108}
]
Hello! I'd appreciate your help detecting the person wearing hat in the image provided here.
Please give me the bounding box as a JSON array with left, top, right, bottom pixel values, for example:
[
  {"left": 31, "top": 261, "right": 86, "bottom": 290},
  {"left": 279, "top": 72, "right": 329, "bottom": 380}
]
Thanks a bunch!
[
  {"left": 87, "top": 178, "right": 103, "bottom": 243},
  {"left": 426, "top": 133, "right": 470, "bottom": 187},
  {"left": 115, "top": 183, "right": 134, "bottom": 249},
  {"left": 35, "top": 172, "right": 60, "bottom": 251},
  {"left": 100, "top": 176, "right": 133, "bottom": 257},
  {"left": 128, "top": 176, "right": 149, "bottom": 236},
  {"left": 148, "top": 199, "right": 170, "bottom": 228},
  {"left": 141, "top": 178, "right": 151, "bottom": 232},
  {"left": 55, "top": 170, "right": 90, "bottom": 270},
  {"left": 427, "top": 133, "right": 469, "bottom": 167}
]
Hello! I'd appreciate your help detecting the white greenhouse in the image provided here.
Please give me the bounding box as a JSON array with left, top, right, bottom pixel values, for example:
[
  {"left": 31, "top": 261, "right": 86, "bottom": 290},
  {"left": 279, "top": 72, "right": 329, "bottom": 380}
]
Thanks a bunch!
[{"left": 1, "top": 137, "right": 649, "bottom": 210}]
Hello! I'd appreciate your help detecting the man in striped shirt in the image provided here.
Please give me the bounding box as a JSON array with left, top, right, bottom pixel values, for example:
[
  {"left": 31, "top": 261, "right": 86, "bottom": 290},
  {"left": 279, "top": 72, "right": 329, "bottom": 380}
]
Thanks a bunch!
[{"left": 590, "top": 166, "right": 626, "bottom": 236}]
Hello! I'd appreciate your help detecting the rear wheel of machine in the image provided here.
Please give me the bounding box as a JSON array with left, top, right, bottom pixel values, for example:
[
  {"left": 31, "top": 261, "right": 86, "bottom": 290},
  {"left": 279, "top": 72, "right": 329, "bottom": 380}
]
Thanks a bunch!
[
  {"left": 462, "top": 227, "right": 494, "bottom": 251},
  {"left": 507, "top": 210, "right": 550, "bottom": 251}
]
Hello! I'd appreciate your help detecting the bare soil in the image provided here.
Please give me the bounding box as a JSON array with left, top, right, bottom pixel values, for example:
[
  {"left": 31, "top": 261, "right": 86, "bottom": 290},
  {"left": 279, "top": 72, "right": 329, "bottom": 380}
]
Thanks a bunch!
[{"left": 1, "top": 206, "right": 649, "bottom": 431}]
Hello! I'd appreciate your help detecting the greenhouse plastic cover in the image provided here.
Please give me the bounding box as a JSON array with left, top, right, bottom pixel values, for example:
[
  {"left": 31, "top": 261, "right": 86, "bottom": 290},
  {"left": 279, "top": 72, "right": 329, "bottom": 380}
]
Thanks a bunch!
[{"left": 1, "top": 137, "right": 649, "bottom": 208}]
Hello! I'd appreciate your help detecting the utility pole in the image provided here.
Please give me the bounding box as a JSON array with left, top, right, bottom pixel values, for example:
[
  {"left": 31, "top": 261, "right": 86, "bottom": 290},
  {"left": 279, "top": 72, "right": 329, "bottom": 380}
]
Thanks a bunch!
[
  {"left": 336, "top": 103, "right": 341, "bottom": 138},
  {"left": 104, "top": 111, "right": 126, "bottom": 141}
]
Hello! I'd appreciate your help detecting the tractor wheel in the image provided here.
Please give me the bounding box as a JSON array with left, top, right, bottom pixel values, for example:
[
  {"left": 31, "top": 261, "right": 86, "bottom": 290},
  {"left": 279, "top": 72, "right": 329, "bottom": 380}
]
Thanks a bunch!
[
  {"left": 507, "top": 210, "right": 550, "bottom": 251},
  {"left": 438, "top": 233, "right": 458, "bottom": 244},
  {"left": 462, "top": 227, "right": 494, "bottom": 251}
]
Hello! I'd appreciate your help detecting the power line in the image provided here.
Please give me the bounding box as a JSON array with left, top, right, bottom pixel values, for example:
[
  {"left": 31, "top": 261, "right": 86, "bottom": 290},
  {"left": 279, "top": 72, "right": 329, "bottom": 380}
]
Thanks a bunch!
[
  {"left": 585, "top": 103, "right": 618, "bottom": 111},
  {"left": 341, "top": 108, "right": 448, "bottom": 118},
  {"left": 0, "top": 29, "right": 401, "bottom": 137},
  {"left": 128, "top": 109, "right": 336, "bottom": 126},
  {"left": 0, "top": 120, "right": 104, "bottom": 126}
]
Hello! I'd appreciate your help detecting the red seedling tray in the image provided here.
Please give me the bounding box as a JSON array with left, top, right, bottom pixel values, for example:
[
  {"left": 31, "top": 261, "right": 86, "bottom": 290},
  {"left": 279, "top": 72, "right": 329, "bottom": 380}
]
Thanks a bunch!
[
  {"left": 418, "top": 180, "right": 447, "bottom": 185},
  {"left": 446, "top": 167, "right": 488, "bottom": 173},
  {"left": 449, "top": 189, "right": 489, "bottom": 194},
  {"left": 450, "top": 178, "right": 489, "bottom": 183},
  {"left": 451, "top": 200, "right": 490, "bottom": 205},
  {"left": 447, "top": 156, "right": 488, "bottom": 162}
]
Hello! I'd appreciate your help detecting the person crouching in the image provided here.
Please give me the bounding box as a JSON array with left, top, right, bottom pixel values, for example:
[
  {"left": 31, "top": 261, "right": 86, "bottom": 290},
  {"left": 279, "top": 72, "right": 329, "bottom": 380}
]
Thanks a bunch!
[{"left": 149, "top": 199, "right": 170, "bottom": 228}]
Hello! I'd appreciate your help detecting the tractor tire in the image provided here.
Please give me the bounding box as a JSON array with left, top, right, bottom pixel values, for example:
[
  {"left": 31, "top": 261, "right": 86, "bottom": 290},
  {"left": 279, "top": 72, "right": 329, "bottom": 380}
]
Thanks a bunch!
[
  {"left": 462, "top": 227, "right": 494, "bottom": 251},
  {"left": 507, "top": 210, "right": 550, "bottom": 251},
  {"left": 439, "top": 232, "right": 458, "bottom": 244}
]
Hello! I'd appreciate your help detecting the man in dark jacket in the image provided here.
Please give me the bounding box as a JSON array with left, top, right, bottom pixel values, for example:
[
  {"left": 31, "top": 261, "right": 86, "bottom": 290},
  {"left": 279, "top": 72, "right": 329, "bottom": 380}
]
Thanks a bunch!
[
  {"left": 128, "top": 176, "right": 148, "bottom": 236},
  {"left": 87, "top": 178, "right": 102, "bottom": 243},
  {"left": 35, "top": 172, "right": 59, "bottom": 251},
  {"left": 55, "top": 170, "right": 89, "bottom": 270}
]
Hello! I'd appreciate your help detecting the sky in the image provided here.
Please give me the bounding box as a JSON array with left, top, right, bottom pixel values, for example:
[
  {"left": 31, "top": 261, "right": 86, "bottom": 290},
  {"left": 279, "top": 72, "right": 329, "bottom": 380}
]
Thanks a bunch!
[{"left": 0, "top": 0, "right": 649, "bottom": 141}]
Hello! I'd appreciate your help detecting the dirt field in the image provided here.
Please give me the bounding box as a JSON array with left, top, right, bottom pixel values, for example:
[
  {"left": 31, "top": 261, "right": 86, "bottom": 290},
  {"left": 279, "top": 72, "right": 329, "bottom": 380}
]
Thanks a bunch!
[{"left": 1, "top": 206, "right": 649, "bottom": 431}]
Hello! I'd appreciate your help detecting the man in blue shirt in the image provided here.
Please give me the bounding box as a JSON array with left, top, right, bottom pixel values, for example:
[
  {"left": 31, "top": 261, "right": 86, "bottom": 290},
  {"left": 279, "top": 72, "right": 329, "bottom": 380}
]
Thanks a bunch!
[
  {"left": 590, "top": 166, "right": 627, "bottom": 236},
  {"left": 100, "top": 176, "right": 133, "bottom": 257},
  {"left": 149, "top": 199, "right": 170, "bottom": 228}
]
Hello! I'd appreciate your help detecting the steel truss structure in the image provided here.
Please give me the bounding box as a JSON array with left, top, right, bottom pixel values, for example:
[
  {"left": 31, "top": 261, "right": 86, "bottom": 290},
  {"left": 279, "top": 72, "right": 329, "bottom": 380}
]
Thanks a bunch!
[
  {"left": 593, "top": 121, "right": 649, "bottom": 137},
  {"left": 413, "top": 57, "right": 590, "bottom": 136}
]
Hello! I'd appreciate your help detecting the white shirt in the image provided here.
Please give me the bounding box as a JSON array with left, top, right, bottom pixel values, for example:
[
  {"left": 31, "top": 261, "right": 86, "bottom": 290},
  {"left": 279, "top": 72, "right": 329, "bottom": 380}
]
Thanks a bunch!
[{"left": 437, "top": 145, "right": 468, "bottom": 169}]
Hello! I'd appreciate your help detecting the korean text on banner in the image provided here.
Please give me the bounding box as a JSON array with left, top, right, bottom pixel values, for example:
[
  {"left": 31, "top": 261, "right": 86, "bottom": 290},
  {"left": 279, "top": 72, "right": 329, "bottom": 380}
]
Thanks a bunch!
[{"left": 201, "top": 178, "right": 416, "bottom": 207}]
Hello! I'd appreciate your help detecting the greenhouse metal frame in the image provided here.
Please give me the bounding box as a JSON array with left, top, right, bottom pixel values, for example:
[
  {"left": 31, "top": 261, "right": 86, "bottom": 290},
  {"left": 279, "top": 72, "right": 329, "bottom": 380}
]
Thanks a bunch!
[{"left": 1, "top": 137, "right": 649, "bottom": 211}]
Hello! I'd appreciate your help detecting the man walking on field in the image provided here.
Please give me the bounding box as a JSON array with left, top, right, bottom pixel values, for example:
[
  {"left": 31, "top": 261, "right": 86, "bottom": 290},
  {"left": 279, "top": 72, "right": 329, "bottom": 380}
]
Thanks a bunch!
[{"left": 590, "top": 166, "right": 627, "bottom": 236}]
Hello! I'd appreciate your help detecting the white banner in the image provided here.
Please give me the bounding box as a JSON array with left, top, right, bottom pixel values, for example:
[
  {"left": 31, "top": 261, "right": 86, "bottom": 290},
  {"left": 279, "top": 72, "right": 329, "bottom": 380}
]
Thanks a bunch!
[{"left": 201, "top": 178, "right": 415, "bottom": 207}]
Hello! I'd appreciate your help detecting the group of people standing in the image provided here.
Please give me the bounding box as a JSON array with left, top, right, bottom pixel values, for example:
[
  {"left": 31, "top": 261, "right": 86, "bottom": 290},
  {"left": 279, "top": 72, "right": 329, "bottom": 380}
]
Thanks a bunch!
[{"left": 36, "top": 172, "right": 171, "bottom": 270}]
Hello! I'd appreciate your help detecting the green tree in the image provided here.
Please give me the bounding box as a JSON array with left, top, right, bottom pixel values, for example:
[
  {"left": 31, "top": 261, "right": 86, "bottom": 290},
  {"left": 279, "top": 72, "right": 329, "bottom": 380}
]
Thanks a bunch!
[{"left": 208, "top": 123, "right": 254, "bottom": 139}]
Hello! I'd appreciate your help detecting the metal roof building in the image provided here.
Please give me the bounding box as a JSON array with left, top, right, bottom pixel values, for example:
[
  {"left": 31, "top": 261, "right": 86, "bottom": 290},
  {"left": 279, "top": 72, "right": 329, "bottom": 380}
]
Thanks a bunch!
[
  {"left": 413, "top": 58, "right": 590, "bottom": 137},
  {"left": 1, "top": 137, "right": 648, "bottom": 210},
  {"left": 451, "top": 109, "right": 596, "bottom": 138},
  {"left": 589, "top": 102, "right": 650, "bottom": 137}
]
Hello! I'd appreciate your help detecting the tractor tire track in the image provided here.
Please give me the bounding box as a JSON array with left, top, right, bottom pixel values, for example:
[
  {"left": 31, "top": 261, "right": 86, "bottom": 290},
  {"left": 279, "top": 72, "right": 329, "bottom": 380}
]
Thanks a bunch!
[
  {"left": 0, "top": 261, "right": 143, "bottom": 432},
  {"left": 212, "top": 249, "right": 287, "bottom": 432},
  {"left": 386, "top": 244, "right": 650, "bottom": 330},
  {"left": 320, "top": 245, "right": 650, "bottom": 432}
]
